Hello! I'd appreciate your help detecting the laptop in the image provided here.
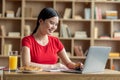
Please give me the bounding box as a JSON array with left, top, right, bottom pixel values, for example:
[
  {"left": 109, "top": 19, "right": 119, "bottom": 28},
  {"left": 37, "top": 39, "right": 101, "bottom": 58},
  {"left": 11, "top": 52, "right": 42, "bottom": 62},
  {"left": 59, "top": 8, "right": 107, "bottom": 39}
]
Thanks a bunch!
[{"left": 62, "top": 46, "right": 111, "bottom": 74}]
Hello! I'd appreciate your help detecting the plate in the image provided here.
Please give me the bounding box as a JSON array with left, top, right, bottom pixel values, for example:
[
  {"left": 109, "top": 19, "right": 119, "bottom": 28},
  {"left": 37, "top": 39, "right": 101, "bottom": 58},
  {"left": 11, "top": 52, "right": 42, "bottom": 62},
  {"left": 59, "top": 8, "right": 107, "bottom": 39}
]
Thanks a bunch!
[
  {"left": 22, "top": 70, "right": 40, "bottom": 73},
  {"left": 18, "top": 66, "right": 43, "bottom": 73},
  {"left": 17, "top": 69, "right": 42, "bottom": 73},
  {"left": 0, "top": 66, "right": 5, "bottom": 70}
]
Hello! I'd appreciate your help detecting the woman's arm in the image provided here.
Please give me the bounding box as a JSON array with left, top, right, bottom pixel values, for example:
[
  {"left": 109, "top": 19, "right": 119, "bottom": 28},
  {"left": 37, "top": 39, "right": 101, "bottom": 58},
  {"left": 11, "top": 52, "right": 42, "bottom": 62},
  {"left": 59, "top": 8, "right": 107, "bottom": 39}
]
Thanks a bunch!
[
  {"left": 58, "top": 48, "right": 83, "bottom": 70},
  {"left": 21, "top": 46, "right": 56, "bottom": 70},
  {"left": 57, "top": 48, "right": 76, "bottom": 69}
]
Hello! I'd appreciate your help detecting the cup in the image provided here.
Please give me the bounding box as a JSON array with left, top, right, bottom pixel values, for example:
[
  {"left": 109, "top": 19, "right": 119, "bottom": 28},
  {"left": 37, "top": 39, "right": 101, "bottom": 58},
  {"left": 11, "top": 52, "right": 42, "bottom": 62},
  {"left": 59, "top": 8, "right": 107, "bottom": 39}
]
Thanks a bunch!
[{"left": 9, "top": 51, "right": 18, "bottom": 72}]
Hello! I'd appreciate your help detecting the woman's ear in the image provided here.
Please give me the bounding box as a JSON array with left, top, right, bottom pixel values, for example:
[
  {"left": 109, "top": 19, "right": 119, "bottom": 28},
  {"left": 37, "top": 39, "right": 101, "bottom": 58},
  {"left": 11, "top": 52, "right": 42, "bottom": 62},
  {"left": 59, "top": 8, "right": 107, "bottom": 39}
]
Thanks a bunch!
[{"left": 39, "top": 19, "right": 43, "bottom": 23}]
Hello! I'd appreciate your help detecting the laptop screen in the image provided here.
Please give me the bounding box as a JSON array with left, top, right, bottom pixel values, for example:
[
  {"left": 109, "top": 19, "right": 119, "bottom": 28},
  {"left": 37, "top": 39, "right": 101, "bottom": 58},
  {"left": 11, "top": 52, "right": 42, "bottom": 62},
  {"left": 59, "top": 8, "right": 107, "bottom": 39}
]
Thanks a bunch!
[{"left": 82, "top": 46, "right": 111, "bottom": 74}]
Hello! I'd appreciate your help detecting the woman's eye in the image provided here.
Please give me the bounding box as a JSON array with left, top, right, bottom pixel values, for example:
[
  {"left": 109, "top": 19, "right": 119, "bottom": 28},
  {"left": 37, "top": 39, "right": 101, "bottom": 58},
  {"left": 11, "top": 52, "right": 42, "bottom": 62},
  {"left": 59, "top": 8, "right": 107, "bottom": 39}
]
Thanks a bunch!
[
  {"left": 50, "top": 21, "right": 54, "bottom": 25},
  {"left": 50, "top": 21, "right": 58, "bottom": 26}
]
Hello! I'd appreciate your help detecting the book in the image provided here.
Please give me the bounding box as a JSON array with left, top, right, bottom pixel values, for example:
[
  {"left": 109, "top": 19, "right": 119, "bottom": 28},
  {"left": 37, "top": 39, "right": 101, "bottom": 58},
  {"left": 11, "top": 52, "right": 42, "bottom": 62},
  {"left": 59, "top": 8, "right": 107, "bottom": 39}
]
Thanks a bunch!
[
  {"left": 24, "top": 25, "right": 31, "bottom": 36},
  {"left": 4, "top": 44, "right": 12, "bottom": 56},
  {"left": 95, "top": 6, "right": 98, "bottom": 19},
  {"left": 98, "top": 7, "right": 102, "bottom": 20},
  {"left": 0, "top": 25, "right": 6, "bottom": 36},
  {"left": 95, "top": 6, "right": 102, "bottom": 20},
  {"left": 74, "top": 46, "right": 84, "bottom": 57},
  {"left": 66, "top": 26, "right": 71, "bottom": 37},
  {"left": 60, "top": 24, "right": 69, "bottom": 38},
  {"left": 84, "top": 8, "right": 91, "bottom": 20},
  {"left": 78, "top": 46, "right": 84, "bottom": 56},
  {"left": 94, "top": 27, "right": 98, "bottom": 38},
  {"left": 16, "top": 7, "right": 21, "bottom": 17},
  {"left": 63, "top": 8, "right": 72, "bottom": 19},
  {"left": 8, "top": 32, "right": 20, "bottom": 37}
]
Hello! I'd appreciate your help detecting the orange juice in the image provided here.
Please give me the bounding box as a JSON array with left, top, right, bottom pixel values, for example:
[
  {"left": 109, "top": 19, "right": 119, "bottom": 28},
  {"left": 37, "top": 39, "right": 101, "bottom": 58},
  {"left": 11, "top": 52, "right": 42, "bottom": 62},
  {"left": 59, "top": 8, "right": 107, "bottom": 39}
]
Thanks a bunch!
[{"left": 9, "top": 56, "right": 18, "bottom": 70}]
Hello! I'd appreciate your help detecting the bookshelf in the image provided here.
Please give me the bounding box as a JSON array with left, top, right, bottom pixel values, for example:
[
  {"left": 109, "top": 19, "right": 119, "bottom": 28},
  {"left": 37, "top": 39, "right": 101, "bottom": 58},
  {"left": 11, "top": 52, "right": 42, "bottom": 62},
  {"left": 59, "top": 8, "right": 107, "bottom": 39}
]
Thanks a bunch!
[{"left": 0, "top": 0, "right": 120, "bottom": 71}]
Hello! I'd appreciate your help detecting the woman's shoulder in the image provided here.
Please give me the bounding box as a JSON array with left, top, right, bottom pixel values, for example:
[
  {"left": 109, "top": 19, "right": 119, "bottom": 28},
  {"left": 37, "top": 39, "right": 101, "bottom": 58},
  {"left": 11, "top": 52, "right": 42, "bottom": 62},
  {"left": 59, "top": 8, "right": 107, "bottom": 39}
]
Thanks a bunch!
[
  {"left": 22, "top": 35, "right": 34, "bottom": 41},
  {"left": 48, "top": 35, "right": 62, "bottom": 44},
  {"left": 48, "top": 35, "right": 59, "bottom": 40}
]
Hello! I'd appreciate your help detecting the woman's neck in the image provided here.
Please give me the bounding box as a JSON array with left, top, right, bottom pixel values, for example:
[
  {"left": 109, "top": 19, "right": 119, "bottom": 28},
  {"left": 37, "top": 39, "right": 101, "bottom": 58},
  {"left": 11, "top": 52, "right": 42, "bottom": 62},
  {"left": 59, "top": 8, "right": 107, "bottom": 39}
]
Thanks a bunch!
[
  {"left": 34, "top": 33, "right": 47, "bottom": 40},
  {"left": 33, "top": 33, "right": 49, "bottom": 46}
]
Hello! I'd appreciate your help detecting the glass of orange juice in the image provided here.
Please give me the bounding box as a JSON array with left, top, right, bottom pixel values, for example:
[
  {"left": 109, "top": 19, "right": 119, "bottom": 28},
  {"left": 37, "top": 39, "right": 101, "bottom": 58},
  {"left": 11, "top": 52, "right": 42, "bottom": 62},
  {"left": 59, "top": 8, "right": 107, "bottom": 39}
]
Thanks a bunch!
[{"left": 9, "top": 51, "right": 18, "bottom": 72}]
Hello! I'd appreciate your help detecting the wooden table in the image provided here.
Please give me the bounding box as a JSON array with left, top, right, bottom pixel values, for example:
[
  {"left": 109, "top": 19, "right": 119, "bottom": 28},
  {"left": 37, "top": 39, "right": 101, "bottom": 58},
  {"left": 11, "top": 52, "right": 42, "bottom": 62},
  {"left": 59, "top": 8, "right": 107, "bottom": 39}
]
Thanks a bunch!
[
  {"left": 3, "top": 69, "right": 120, "bottom": 80},
  {"left": 0, "top": 70, "right": 3, "bottom": 80}
]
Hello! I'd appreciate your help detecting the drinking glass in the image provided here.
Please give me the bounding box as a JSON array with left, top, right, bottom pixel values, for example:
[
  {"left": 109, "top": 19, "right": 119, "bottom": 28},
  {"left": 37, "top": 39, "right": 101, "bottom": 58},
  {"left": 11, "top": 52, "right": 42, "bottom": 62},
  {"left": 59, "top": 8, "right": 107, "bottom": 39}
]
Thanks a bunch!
[{"left": 9, "top": 51, "right": 18, "bottom": 72}]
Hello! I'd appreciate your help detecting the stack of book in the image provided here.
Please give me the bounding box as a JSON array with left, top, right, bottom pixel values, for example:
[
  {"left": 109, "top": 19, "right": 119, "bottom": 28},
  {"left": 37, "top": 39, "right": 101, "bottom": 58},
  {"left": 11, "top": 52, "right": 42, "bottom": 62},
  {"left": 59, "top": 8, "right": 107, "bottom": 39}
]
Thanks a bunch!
[
  {"left": 74, "top": 31, "right": 87, "bottom": 39},
  {"left": 99, "top": 34, "right": 110, "bottom": 39},
  {"left": 6, "top": 10, "right": 15, "bottom": 18},
  {"left": 105, "top": 10, "right": 118, "bottom": 19},
  {"left": 109, "top": 52, "right": 120, "bottom": 57},
  {"left": 113, "top": 31, "right": 120, "bottom": 39},
  {"left": 73, "top": 15, "right": 82, "bottom": 20},
  {"left": 8, "top": 32, "right": 20, "bottom": 37}
]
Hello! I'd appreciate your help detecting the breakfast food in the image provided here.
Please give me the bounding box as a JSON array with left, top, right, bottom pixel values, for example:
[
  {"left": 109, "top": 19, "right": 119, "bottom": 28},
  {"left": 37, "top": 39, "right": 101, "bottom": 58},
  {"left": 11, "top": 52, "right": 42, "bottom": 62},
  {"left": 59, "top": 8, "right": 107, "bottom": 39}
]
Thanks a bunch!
[{"left": 19, "top": 65, "right": 43, "bottom": 71}]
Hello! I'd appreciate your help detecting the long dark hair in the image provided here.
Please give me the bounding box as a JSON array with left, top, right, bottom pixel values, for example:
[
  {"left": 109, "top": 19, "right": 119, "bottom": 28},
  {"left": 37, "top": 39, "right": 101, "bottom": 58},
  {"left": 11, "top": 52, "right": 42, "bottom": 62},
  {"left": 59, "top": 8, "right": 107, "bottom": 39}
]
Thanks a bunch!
[{"left": 32, "top": 7, "right": 59, "bottom": 34}]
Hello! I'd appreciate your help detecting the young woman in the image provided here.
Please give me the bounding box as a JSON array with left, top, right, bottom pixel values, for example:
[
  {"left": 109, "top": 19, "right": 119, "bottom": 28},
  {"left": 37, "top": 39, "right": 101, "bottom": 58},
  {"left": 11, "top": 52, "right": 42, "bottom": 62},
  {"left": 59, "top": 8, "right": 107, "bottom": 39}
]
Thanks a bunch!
[{"left": 21, "top": 7, "right": 83, "bottom": 70}]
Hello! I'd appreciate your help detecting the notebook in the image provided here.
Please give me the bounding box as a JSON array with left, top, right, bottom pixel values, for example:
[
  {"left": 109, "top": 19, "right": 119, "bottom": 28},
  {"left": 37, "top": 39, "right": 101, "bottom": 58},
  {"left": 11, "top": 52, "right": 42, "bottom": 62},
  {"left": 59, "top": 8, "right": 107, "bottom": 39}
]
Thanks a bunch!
[{"left": 62, "top": 46, "right": 111, "bottom": 74}]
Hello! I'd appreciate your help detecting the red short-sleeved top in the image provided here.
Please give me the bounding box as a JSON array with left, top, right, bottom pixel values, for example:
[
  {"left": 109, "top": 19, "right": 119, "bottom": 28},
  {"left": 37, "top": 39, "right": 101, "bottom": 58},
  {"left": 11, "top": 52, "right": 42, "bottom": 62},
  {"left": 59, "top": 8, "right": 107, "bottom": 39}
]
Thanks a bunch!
[{"left": 22, "top": 35, "right": 64, "bottom": 64}]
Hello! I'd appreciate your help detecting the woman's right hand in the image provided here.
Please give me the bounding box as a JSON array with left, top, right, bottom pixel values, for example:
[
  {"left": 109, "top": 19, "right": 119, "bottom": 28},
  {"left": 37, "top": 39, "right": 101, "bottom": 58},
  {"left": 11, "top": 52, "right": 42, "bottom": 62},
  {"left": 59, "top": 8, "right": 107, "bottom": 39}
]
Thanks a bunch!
[{"left": 75, "top": 62, "right": 84, "bottom": 71}]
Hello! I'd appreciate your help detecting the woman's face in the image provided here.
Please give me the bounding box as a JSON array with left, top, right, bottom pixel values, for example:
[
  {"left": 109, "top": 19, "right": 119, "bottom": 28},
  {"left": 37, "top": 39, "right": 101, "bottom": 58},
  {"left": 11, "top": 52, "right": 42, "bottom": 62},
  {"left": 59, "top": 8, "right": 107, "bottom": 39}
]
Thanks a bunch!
[{"left": 39, "top": 16, "right": 59, "bottom": 35}]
